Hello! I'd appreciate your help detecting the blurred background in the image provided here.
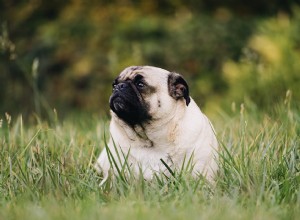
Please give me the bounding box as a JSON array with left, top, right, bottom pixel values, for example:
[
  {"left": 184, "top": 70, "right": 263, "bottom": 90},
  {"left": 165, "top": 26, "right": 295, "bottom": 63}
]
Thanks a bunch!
[{"left": 1, "top": 0, "right": 300, "bottom": 119}]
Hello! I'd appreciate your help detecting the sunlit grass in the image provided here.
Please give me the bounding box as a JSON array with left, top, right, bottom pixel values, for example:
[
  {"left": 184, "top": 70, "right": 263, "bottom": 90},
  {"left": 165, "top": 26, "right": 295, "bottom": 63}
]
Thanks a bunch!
[{"left": 0, "top": 100, "right": 299, "bottom": 220}]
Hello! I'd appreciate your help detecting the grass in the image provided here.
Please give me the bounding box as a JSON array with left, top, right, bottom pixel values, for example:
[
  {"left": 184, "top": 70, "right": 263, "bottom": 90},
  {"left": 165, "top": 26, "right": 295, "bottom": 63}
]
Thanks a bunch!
[{"left": 0, "top": 100, "right": 299, "bottom": 220}]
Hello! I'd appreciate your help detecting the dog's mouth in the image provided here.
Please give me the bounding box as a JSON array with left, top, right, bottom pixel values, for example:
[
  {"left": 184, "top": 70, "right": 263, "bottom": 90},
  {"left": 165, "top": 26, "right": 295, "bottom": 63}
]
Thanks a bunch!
[
  {"left": 109, "top": 92, "right": 151, "bottom": 126},
  {"left": 109, "top": 94, "right": 132, "bottom": 113},
  {"left": 111, "top": 96, "right": 126, "bottom": 112},
  {"left": 109, "top": 93, "right": 136, "bottom": 118}
]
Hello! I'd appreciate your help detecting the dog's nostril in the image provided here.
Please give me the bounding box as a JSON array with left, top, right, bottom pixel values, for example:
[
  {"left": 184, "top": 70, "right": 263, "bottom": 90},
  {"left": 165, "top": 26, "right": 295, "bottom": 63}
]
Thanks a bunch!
[{"left": 117, "top": 82, "right": 128, "bottom": 90}]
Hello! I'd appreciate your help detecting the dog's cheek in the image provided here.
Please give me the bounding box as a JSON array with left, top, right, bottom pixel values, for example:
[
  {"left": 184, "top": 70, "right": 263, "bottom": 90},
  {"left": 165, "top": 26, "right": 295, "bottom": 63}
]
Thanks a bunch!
[
  {"left": 141, "top": 94, "right": 157, "bottom": 118},
  {"left": 148, "top": 94, "right": 175, "bottom": 119}
]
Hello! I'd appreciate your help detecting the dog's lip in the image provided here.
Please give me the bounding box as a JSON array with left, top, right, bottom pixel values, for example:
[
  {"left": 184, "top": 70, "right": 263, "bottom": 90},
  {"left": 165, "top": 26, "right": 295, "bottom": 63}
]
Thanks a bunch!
[
  {"left": 110, "top": 93, "right": 124, "bottom": 103},
  {"left": 110, "top": 95, "right": 126, "bottom": 111},
  {"left": 111, "top": 96, "right": 125, "bottom": 110},
  {"left": 113, "top": 101, "right": 125, "bottom": 111}
]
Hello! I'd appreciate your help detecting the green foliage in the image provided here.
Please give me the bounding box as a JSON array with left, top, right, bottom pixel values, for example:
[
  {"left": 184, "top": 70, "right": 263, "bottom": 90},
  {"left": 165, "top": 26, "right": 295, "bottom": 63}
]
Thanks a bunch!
[
  {"left": 1, "top": 1, "right": 300, "bottom": 116},
  {"left": 222, "top": 10, "right": 300, "bottom": 109},
  {"left": 1, "top": 1, "right": 254, "bottom": 115},
  {"left": 0, "top": 99, "right": 299, "bottom": 219}
]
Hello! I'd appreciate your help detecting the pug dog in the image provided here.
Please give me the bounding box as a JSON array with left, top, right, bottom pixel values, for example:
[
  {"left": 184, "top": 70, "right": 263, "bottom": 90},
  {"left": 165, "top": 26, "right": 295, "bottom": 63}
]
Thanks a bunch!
[{"left": 95, "top": 66, "right": 218, "bottom": 184}]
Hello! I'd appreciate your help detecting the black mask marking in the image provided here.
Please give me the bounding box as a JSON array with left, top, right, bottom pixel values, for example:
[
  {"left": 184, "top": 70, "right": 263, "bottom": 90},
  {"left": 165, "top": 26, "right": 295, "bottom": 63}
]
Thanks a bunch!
[{"left": 110, "top": 80, "right": 151, "bottom": 126}]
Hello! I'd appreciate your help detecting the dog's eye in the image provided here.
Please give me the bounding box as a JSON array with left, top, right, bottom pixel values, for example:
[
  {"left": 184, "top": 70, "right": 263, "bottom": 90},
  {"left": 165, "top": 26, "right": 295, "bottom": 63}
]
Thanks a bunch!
[
  {"left": 136, "top": 81, "right": 145, "bottom": 89},
  {"left": 112, "top": 83, "right": 117, "bottom": 90}
]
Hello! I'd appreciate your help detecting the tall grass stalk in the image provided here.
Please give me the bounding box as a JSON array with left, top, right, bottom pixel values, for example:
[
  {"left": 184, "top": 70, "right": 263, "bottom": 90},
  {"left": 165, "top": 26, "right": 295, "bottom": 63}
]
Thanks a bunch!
[{"left": 0, "top": 100, "right": 299, "bottom": 220}]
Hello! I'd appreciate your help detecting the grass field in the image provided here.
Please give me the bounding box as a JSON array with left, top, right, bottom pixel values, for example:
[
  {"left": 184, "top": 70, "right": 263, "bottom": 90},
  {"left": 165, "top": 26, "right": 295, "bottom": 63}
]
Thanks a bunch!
[{"left": 0, "top": 99, "right": 299, "bottom": 220}]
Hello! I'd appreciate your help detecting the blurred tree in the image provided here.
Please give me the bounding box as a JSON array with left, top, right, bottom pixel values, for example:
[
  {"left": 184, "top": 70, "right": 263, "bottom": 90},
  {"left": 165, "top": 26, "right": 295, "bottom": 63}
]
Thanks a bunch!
[
  {"left": 0, "top": 0, "right": 299, "bottom": 117},
  {"left": 222, "top": 10, "right": 300, "bottom": 110}
]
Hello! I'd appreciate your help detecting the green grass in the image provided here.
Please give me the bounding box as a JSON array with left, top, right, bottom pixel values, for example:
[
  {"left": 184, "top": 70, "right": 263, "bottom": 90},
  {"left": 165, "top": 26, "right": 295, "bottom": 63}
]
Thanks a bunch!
[{"left": 0, "top": 100, "right": 299, "bottom": 220}]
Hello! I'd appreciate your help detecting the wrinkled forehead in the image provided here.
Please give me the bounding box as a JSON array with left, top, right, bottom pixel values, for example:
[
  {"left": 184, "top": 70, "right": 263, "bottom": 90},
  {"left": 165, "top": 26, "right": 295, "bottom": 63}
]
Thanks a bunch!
[{"left": 118, "top": 66, "right": 170, "bottom": 82}]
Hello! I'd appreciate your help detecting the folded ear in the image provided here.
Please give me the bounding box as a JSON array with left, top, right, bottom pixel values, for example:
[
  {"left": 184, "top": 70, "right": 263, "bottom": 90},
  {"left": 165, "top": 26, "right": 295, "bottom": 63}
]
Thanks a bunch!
[{"left": 168, "top": 72, "right": 191, "bottom": 106}]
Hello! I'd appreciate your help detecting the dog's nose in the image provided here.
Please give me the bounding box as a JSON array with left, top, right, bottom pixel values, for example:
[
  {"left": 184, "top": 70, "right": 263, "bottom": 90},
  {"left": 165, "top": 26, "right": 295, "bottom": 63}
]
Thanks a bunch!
[{"left": 115, "top": 82, "right": 128, "bottom": 91}]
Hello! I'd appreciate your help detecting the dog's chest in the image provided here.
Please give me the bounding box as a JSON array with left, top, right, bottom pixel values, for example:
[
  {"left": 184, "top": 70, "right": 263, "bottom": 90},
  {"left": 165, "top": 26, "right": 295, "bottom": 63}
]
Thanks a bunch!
[{"left": 129, "top": 144, "right": 173, "bottom": 164}]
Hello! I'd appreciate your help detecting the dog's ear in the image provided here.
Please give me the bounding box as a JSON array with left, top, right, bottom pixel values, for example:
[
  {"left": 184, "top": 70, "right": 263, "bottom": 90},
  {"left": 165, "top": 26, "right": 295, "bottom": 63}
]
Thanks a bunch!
[{"left": 168, "top": 72, "right": 191, "bottom": 106}]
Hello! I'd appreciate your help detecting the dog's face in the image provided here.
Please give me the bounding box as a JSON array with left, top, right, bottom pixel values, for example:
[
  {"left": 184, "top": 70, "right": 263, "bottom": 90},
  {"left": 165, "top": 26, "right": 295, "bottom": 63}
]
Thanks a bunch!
[{"left": 109, "top": 66, "right": 190, "bottom": 126}]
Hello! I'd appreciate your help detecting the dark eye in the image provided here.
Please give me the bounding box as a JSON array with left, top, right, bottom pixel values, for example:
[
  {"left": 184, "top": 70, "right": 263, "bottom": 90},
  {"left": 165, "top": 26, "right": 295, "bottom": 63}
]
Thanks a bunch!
[
  {"left": 112, "top": 83, "right": 117, "bottom": 90},
  {"left": 136, "top": 81, "right": 145, "bottom": 88}
]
